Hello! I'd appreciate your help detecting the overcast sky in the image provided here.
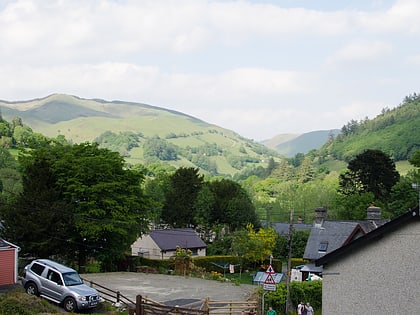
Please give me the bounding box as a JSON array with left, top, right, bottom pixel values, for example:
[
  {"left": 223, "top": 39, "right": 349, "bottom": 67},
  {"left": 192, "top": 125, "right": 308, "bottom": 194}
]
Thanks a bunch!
[{"left": 1, "top": 0, "right": 419, "bottom": 140}]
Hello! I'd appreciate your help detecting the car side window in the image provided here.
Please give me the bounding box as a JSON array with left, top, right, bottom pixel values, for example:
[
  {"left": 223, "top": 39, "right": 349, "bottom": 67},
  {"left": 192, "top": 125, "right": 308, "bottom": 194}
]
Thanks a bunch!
[
  {"left": 30, "top": 263, "right": 45, "bottom": 276},
  {"left": 47, "top": 270, "right": 62, "bottom": 285}
]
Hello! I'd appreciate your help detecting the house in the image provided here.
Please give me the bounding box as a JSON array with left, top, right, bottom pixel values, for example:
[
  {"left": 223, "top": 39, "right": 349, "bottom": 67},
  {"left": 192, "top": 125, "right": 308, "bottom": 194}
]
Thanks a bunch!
[
  {"left": 301, "top": 206, "right": 388, "bottom": 276},
  {"left": 131, "top": 228, "right": 207, "bottom": 259},
  {"left": 315, "top": 207, "right": 420, "bottom": 314},
  {"left": 0, "top": 238, "right": 20, "bottom": 286},
  {"left": 272, "top": 221, "right": 312, "bottom": 236}
]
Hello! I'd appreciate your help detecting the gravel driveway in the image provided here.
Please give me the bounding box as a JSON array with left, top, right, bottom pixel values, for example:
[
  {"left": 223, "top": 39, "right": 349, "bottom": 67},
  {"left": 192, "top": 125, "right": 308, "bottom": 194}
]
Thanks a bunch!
[{"left": 82, "top": 272, "right": 256, "bottom": 305}]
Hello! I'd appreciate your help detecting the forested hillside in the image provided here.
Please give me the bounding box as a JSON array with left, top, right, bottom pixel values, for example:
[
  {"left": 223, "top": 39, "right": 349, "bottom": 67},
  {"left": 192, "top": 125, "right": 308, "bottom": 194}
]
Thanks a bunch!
[{"left": 318, "top": 94, "right": 420, "bottom": 162}]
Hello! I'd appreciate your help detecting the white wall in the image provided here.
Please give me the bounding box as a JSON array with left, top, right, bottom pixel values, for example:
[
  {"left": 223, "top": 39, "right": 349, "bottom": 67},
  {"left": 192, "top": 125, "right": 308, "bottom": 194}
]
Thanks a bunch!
[
  {"left": 322, "top": 221, "right": 420, "bottom": 314},
  {"left": 131, "top": 235, "right": 162, "bottom": 259}
]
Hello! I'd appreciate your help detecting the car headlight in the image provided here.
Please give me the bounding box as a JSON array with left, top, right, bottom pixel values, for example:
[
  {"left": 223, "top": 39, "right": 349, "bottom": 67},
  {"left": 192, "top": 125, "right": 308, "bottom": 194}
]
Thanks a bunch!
[{"left": 77, "top": 296, "right": 88, "bottom": 302}]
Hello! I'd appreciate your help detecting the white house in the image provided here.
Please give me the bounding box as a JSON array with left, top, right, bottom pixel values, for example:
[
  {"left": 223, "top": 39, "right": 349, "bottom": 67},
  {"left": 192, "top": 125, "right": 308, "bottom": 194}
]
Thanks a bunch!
[
  {"left": 315, "top": 207, "right": 420, "bottom": 314},
  {"left": 131, "top": 228, "right": 207, "bottom": 260}
]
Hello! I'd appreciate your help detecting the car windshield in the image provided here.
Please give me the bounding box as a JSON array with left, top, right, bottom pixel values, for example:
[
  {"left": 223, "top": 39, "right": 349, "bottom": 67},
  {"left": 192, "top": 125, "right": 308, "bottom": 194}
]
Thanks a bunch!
[{"left": 62, "top": 271, "right": 83, "bottom": 286}]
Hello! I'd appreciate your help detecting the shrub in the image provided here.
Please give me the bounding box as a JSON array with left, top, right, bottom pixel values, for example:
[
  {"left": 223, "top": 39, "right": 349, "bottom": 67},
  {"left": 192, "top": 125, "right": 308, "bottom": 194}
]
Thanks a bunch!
[
  {"left": 0, "top": 289, "right": 59, "bottom": 315},
  {"left": 261, "top": 280, "right": 322, "bottom": 315}
]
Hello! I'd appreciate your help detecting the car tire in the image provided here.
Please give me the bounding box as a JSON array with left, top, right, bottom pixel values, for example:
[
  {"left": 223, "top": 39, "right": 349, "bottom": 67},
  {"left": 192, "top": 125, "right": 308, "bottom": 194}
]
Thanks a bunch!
[
  {"left": 25, "top": 283, "right": 38, "bottom": 296},
  {"left": 63, "top": 297, "right": 77, "bottom": 312}
]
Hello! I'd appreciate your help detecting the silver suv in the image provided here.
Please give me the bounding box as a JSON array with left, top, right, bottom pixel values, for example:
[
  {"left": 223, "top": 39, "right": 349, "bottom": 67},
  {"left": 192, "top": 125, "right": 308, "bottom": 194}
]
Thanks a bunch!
[{"left": 21, "top": 259, "right": 101, "bottom": 312}]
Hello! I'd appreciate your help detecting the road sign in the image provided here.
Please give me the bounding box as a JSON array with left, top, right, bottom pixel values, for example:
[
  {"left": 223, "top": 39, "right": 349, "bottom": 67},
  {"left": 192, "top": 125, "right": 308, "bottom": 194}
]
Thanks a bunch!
[
  {"left": 265, "top": 264, "right": 275, "bottom": 274},
  {"left": 264, "top": 274, "right": 276, "bottom": 285},
  {"left": 263, "top": 283, "right": 276, "bottom": 291}
]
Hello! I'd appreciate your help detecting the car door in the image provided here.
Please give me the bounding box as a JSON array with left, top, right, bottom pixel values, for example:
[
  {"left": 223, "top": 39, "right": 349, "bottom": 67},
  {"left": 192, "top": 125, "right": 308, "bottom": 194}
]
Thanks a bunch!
[{"left": 42, "top": 269, "right": 65, "bottom": 302}]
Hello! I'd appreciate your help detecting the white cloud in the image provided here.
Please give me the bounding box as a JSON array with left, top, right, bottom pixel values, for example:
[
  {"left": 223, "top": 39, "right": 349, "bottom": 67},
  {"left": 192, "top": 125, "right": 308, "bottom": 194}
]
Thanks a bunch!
[
  {"left": 0, "top": 0, "right": 418, "bottom": 140},
  {"left": 327, "top": 40, "right": 392, "bottom": 65}
]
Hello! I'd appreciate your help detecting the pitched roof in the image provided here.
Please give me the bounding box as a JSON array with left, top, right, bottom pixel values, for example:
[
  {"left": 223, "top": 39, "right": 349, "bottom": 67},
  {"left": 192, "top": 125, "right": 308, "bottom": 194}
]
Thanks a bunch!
[
  {"left": 315, "top": 207, "right": 420, "bottom": 266},
  {"left": 303, "top": 216, "right": 390, "bottom": 261},
  {"left": 272, "top": 222, "right": 312, "bottom": 236},
  {"left": 149, "top": 228, "right": 207, "bottom": 251},
  {"left": 0, "top": 238, "right": 19, "bottom": 249},
  {"left": 303, "top": 221, "right": 362, "bottom": 260}
]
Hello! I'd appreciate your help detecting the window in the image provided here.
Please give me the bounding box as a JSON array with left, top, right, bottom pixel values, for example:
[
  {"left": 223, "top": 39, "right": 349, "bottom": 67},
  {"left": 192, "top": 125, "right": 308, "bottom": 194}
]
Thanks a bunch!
[
  {"left": 47, "top": 270, "right": 62, "bottom": 285},
  {"left": 30, "top": 263, "right": 45, "bottom": 276},
  {"left": 319, "top": 242, "right": 328, "bottom": 252}
]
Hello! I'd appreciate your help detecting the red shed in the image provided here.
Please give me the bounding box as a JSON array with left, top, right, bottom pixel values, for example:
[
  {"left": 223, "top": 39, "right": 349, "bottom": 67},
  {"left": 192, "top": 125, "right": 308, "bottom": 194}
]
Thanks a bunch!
[{"left": 0, "top": 238, "right": 20, "bottom": 285}]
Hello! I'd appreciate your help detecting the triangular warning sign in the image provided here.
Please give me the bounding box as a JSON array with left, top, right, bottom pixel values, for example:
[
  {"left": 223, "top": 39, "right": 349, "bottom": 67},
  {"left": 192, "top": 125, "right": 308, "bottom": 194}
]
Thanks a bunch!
[
  {"left": 264, "top": 274, "right": 276, "bottom": 284},
  {"left": 265, "top": 264, "right": 275, "bottom": 274}
]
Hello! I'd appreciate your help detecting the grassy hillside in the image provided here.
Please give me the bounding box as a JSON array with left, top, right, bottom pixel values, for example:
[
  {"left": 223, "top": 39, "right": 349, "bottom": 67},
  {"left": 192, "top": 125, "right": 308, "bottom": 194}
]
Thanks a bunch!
[
  {"left": 318, "top": 94, "right": 420, "bottom": 162},
  {"left": 0, "top": 94, "right": 279, "bottom": 176}
]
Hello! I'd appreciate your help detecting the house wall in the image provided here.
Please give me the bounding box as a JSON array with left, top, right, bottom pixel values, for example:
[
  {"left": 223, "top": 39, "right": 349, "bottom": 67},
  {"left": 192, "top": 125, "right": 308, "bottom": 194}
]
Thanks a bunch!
[
  {"left": 321, "top": 221, "right": 420, "bottom": 314},
  {"left": 0, "top": 249, "right": 17, "bottom": 285},
  {"left": 131, "top": 235, "right": 163, "bottom": 259}
]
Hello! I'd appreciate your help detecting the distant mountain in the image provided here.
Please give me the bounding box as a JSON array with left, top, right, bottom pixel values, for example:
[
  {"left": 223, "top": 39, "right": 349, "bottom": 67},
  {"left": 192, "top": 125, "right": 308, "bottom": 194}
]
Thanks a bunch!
[
  {"left": 0, "top": 94, "right": 279, "bottom": 177},
  {"left": 262, "top": 130, "right": 341, "bottom": 157}
]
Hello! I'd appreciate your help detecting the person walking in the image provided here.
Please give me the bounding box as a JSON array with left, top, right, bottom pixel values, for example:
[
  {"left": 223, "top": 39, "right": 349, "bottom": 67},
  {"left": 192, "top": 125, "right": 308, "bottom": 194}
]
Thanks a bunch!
[
  {"left": 305, "top": 302, "right": 314, "bottom": 315},
  {"left": 266, "top": 306, "right": 276, "bottom": 315},
  {"left": 297, "top": 301, "right": 304, "bottom": 315}
]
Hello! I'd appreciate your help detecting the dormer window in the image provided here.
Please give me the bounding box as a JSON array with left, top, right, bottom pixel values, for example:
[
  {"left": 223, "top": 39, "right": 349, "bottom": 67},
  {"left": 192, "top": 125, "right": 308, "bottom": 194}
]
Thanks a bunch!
[{"left": 319, "top": 242, "right": 328, "bottom": 252}]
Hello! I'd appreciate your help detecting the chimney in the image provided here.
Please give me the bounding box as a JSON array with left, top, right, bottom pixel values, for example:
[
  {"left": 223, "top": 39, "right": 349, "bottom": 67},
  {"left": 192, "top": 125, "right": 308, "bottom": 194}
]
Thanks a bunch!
[
  {"left": 314, "top": 207, "right": 327, "bottom": 225},
  {"left": 367, "top": 204, "right": 381, "bottom": 220}
]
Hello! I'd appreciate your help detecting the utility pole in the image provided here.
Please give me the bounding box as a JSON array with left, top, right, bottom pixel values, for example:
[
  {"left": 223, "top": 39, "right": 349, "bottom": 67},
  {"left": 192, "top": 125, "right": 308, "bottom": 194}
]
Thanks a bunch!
[{"left": 285, "top": 208, "right": 294, "bottom": 314}]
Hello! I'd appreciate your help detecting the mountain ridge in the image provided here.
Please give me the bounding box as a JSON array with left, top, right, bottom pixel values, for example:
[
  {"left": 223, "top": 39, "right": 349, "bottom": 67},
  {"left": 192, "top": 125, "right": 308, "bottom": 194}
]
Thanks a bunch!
[{"left": 0, "top": 94, "right": 280, "bottom": 176}]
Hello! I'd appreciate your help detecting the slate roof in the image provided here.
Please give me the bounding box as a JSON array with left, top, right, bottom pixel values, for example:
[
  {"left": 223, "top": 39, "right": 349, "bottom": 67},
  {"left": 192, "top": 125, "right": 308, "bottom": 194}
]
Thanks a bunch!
[
  {"left": 149, "top": 228, "right": 207, "bottom": 251},
  {"left": 316, "top": 207, "right": 420, "bottom": 266},
  {"left": 303, "top": 219, "right": 389, "bottom": 261},
  {"left": 272, "top": 222, "right": 312, "bottom": 236},
  {"left": 0, "top": 238, "right": 19, "bottom": 249}
]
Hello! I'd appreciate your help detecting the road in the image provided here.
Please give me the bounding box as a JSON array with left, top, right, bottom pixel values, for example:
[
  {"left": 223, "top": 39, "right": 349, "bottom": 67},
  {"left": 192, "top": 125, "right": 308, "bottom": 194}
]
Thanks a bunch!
[{"left": 82, "top": 272, "right": 257, "bottom": 306}]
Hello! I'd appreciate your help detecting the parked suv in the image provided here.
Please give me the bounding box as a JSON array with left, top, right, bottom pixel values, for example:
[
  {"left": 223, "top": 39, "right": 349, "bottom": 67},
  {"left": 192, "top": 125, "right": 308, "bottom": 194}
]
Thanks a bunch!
[{"left": 21, "top": 259, "right": 101, "bottom": 312}]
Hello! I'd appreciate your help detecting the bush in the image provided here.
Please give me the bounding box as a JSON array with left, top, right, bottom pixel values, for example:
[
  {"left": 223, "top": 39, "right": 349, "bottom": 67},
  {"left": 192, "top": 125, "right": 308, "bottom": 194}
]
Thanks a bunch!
[
  {"left": 0, "top": 289, "right": 60, "bottom": 315},
  {"left": 262, "top": 280, "right": 322, "bottom": 315}
]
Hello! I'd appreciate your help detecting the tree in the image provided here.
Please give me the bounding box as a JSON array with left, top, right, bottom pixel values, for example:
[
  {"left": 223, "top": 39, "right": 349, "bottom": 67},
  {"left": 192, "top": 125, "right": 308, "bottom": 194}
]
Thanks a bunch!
[
  {"left": 162, "top": 167, "right": 204, "bottom": 227},
  {"left": 2, "top": 141, "right": 149, "bottom": 270},
  {"left": 338, "top": 149, "right": 400, "bottom": 202},
  {"left": 196, "top": 179, "right": 260, "bottom": 231},
  {"left": 244, "top": 225, "right": 277, "bottom": 264},
  {"left": 409, "top": 149, "right": 420, "bottom": 167}
]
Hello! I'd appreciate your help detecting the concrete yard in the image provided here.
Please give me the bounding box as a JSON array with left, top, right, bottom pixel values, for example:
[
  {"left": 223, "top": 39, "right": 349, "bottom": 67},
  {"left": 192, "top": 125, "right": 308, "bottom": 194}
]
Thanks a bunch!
[{"left": 82, "top": 272, "right": 257, "bottom": 306}]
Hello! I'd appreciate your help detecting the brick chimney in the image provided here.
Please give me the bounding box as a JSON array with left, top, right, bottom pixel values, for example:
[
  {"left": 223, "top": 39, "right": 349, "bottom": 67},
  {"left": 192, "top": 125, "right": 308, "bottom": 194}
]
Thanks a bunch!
[
  {"left": 367, "top": 204, "right": 381, "bottom": 220},
  {"left": 314, "top": 207, "right": 327, "bottom": 225}
]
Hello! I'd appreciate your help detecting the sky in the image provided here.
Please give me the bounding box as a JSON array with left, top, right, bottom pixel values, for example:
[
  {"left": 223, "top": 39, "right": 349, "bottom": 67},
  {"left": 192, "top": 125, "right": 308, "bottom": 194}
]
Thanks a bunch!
[{"left": 1, "top": 0, "right": 419, "bottom": 141}]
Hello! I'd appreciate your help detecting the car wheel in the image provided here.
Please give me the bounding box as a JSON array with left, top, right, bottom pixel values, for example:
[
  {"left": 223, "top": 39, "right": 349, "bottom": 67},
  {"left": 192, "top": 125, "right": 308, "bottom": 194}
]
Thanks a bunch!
[
  {"left": 25, "top": 283, "right": 38, "bottom": 296},
  {"left": 63, "top": 297, "right": 77, "bottom": 312}
]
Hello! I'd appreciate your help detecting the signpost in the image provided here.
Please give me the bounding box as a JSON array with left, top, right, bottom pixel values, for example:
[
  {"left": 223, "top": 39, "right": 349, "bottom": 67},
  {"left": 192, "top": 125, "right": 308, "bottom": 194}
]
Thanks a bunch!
[
  {"left": 263, "top": 264, "right": 276, "bottom": 291},
  {"left": 262, "top": 263, "right": 276, "bottom": 315}
]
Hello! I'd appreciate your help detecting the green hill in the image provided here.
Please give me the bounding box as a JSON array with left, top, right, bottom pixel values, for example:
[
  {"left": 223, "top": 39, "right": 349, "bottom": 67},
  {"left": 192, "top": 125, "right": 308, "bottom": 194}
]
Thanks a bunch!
[
  {"left": 318, "top": 94, "right": 420, "bottom": 162},
  {"left": 0, "top": 94, "right": 279, "bottom": 177}
]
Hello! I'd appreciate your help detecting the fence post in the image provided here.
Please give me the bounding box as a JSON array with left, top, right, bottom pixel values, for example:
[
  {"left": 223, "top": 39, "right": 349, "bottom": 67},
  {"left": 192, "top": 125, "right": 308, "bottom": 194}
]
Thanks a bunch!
[
  {"left": 136, "top": 295, "right": 142, "bottom": 315},
  {"left": 117, "top": 291, "right": 121, "bottom": 303}
]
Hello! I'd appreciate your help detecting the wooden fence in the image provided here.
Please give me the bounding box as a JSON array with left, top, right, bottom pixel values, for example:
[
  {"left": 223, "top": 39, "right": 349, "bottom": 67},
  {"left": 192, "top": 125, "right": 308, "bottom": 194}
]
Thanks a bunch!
[
  {"left": 83, "top": 277, "right": 256, "bottom": 315},
  {"left": 206, "top": 299, "right": 258, "bottom": 315}
]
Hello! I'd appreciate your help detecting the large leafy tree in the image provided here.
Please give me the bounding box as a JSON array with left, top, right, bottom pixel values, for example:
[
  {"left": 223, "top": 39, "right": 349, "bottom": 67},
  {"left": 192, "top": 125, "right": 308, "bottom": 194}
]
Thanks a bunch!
[
  {"left": 196, "top": 179, "right": 260, "bottom": 231},
  {"left": 232, "top": 225, "right": 277, "bottom": 264},
  {"left": 161, "top": 167, "right": 204, "bottom": 227},
  {"left": 2, "top": 141, "right": 149, "bottom": 270},
  {"left": 338, "top": 149, "right": 400, "bottom": 203}
]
